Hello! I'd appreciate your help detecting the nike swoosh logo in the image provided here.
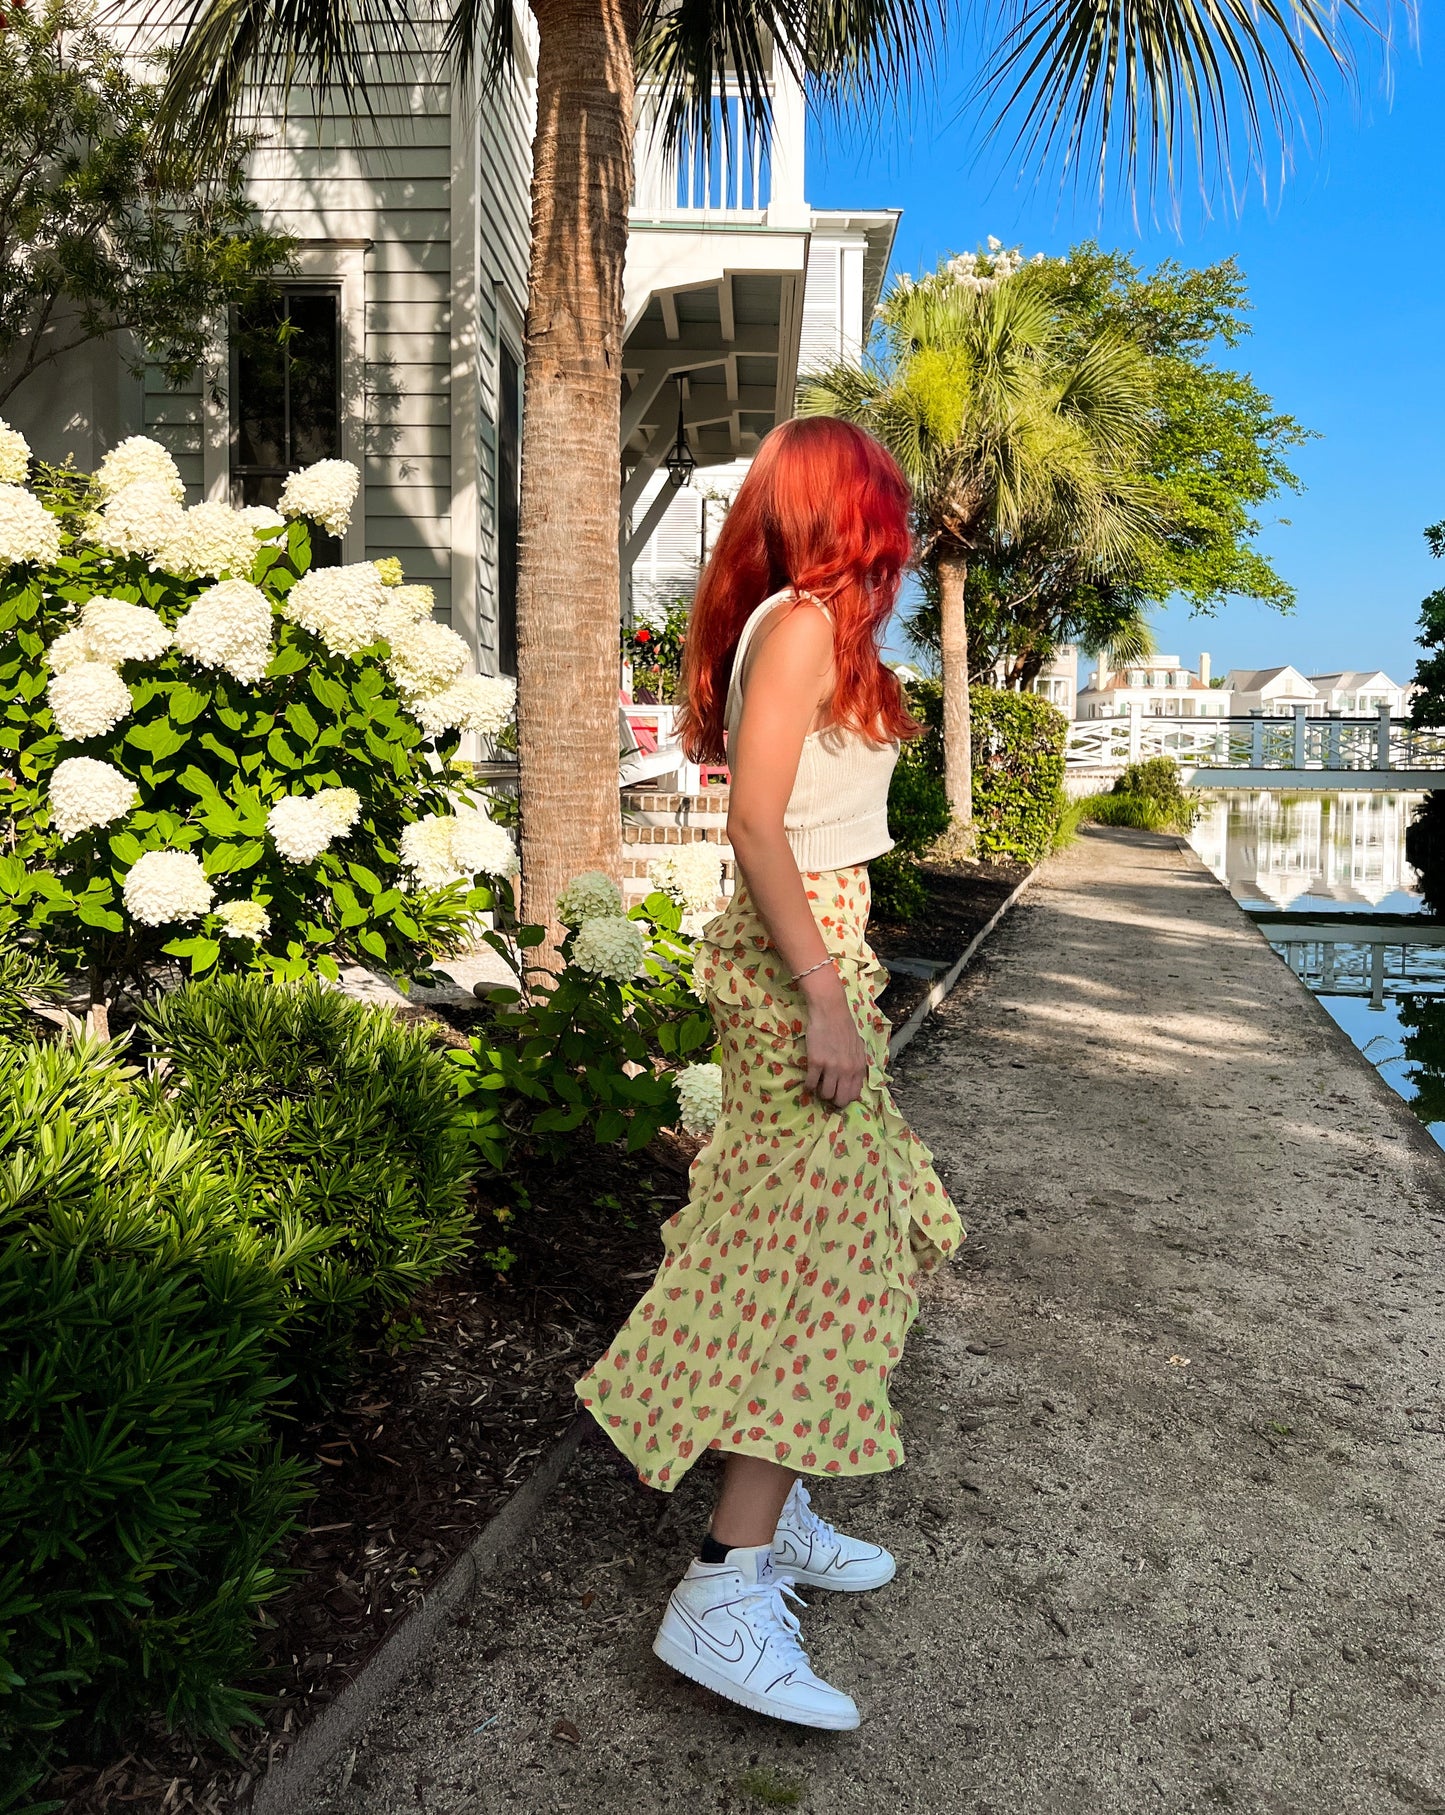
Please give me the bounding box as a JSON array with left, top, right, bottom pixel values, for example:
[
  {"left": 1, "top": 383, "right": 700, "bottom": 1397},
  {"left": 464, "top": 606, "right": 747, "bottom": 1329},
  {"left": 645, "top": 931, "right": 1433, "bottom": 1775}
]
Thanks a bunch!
[{"left": 675, "top": 1606, "right": 748, "bottom": 1664}]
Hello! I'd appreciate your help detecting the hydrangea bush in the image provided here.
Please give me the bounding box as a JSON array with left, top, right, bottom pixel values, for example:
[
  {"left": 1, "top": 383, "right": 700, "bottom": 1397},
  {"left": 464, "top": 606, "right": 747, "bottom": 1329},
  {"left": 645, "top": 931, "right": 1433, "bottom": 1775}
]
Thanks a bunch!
[
  {"left": 449, "top": 870, "right": 720, "bottom": 1183},
  {"left": 0, "top": 428, "right": 519, "bottom": 1024}
]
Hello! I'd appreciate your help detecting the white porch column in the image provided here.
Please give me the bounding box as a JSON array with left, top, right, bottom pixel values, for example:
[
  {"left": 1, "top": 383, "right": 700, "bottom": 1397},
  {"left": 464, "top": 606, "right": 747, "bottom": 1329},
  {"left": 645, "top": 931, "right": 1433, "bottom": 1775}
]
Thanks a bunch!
[
  {"left": 765, "top": 65, "right": 809, "bottom": 229},
  {"left": 1377, "top": 703, "right": 1393, "bottom": 770}
]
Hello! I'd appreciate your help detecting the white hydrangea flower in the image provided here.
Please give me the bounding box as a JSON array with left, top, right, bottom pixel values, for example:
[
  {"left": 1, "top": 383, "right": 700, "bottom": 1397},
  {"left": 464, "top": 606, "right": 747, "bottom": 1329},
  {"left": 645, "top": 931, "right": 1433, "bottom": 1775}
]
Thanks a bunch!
[
  {"left": 266, "top": 787, "right": 360, "bottom": 864},
  {"left": 47, "top": 756, "right": 138, "bottom": 838},
  {"left": 0, "top": 484, "right": 62, "bottom": 569},
  {"left": 152, "top": 501, "right": 263, "bottom": 582},
  {"left": 173, "top": 580, "right": 275, "bottom": 684},
  {"left": 47, "top": 662, "right": 132, "bottom": 740},
  {"left": 314, "top": 786, "right": 361, "bottom": 836},
  {"left": 556, "top": 870, "right": 622, "bottom": 926},
  {"left": 215, "top": 898, "right": 271, "bottom": 941},
  {"left": 676, "top": 1061, "right": 723, "bottom": 1136},
  {"left": 78, "top": 596, "right": 171, "bottom": 665},
  {"left": 278, "top": 458, "right": 360, "bottom": 537},
  {"left": 121, "top": 848, "right": 214, "bottom": 926},
  {"left": 570, "top": 914, "right": 646, "bottom": 984},
  {"left": 392, "top": 582, "right": 434, "bottom": 617},
  {"left": 95, "top": 436, "right": 185, "bottom": 502},
  {"left": 399, "top": 808, "right": 517, "bottom": 889},
  {"left": 280, "top": 562, "right": 386, "bottom": 658},
  {"left": 236, "top": 504, "right": 285, "bottom": 532},
  {"left": 446, "top": 805, "right": 518, "bottom": 880},
  {"left": 373, "top": 556, "right": 405, "bottom": 587},
  {"left": 383, "top": 617, "right": 470, "bottom": 696},
  {"left": 408, "top": 673, "right": 516, "bottom": 738},
  {"left": 95, "top": 481, "right": 186, "bottom": 557},
  {"left": 47, "top": 626, "right": 92, "bottom": 672},
  {"left": 0, "top": 419, "right": 31, "bottom": 485},
  {"left": 647, "top": 844, "right": 723, "bottom": 914}
]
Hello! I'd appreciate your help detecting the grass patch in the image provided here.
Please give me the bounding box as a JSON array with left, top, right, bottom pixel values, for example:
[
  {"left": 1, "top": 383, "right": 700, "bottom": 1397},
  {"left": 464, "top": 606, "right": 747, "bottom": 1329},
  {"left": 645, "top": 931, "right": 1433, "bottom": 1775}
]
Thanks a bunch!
[
  {"left": 738, "top": 1764, "right": 807, "bottom": 1807},
  {"left": 1073, "top": 791, "right": 1188, "bottom": 832}
]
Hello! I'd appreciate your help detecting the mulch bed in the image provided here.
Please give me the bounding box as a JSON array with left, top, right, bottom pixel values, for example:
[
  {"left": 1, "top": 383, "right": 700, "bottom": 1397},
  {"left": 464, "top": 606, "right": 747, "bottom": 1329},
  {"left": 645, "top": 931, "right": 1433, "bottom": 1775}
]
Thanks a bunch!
[
  {"left": 869, "top": 855, "right": 1031, "bottom": 1027},
  {"left": 50, "top": 862, "right": 1023, "bottom": 1813},
  {"left": 51, "top": 1127, "right": 687, "bottom": 1815}
]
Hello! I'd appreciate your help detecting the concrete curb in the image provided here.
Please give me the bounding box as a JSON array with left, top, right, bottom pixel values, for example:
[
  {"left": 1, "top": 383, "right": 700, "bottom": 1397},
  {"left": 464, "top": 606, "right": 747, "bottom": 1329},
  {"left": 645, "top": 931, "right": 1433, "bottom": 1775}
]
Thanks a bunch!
[
  {"left": 887, "top": 864, "right": 1038, "bottom": 1062},
  {"left": 247, "top": 1413, "right": 590, "bottom": 1815}
]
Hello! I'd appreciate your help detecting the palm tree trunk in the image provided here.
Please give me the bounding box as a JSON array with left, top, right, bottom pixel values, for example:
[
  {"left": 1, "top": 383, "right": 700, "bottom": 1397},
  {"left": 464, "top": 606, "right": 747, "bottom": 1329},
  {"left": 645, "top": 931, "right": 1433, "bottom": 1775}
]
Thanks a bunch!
[
  {"left": 515, "top": 0, "right": 638, "bottom": 938},
  {"left": 936, "top": 552, "right": 972, "bottom": 829}
]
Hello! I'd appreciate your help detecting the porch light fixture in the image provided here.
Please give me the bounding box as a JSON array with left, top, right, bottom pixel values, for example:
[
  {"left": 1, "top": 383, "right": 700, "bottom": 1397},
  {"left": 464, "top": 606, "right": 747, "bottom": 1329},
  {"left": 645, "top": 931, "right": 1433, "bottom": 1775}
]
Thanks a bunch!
[{"left": 664, "top": 379, "right": 695, "bottom": 489}]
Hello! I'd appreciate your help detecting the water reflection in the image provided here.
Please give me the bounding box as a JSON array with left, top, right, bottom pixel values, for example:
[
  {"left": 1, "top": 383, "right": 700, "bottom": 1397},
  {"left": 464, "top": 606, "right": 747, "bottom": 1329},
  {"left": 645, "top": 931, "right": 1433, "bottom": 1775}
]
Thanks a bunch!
[
  {"left": 1189, "top": 790, "right": 1425, "bottom": 914},
  {"left": 1188, "top": 789, "right": 1445, "bottom": 1146}
]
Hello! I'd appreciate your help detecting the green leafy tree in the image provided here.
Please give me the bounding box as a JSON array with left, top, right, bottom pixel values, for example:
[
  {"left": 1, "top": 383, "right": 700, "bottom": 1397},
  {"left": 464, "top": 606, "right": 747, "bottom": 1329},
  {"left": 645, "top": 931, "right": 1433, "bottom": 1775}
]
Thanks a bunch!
[
  {"left": 802, "top": 252, "right": 1159, "bottom": 842},
  {"left": 0, "top": 0, "right": 292, "bottom": 407},
  {"left": 906, "top": 246, "right": 1309, "bottom": 688},
  {"left": 1408, "top": 519, "right": 1445, "bottom": 729}
]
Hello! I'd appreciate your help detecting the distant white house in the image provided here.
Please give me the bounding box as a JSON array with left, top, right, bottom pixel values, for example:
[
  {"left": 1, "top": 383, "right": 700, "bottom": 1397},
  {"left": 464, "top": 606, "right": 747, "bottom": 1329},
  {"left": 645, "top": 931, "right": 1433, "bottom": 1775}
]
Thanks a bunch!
[
  {"left": 1221, "top": 665, "right": 1318, "bottom": 716},
  {"left": 1024, "top": 645, "right": 1079, "bottom": 718},
  {"left": 1306, "top": 670, "right": 1411, "bottom": 715},
  {"left": 1076, "top": 654, "right": 1230, "bottom": 719}
]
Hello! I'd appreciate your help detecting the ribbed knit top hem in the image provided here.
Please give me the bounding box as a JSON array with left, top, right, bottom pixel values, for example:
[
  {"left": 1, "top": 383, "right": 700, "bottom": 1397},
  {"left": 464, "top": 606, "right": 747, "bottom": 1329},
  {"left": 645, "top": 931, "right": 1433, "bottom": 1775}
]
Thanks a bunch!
[{"left": 726, "top": 590, "right": 899, "bottom": 874}]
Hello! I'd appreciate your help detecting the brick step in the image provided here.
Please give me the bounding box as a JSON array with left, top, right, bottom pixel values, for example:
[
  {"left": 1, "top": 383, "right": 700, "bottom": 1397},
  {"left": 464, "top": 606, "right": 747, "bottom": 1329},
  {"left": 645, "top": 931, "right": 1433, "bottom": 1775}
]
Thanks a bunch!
[
  {"left": 621, "top": 823, "right": 731, "bottom": 850},
  {"left": 621, "top": 788, "right": 730, "bottom": 829}
]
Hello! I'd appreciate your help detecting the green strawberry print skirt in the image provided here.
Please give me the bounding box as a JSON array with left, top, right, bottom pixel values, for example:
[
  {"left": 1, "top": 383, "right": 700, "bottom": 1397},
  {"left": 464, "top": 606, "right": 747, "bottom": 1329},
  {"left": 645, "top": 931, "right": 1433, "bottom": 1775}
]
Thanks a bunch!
[{"left": 575, "top": 864, "right": 963, "bottom": 1491}]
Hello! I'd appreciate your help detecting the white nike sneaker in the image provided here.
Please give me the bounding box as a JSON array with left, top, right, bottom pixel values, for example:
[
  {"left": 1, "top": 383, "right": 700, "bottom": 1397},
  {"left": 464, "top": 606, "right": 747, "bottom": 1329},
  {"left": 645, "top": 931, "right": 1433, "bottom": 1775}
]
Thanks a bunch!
[
  {"left": 771, "top": 1480, "right": 896, "bottom": 1593},
  {"left": 652, "top": 1543, "right": 860, "bottom": 1730}
]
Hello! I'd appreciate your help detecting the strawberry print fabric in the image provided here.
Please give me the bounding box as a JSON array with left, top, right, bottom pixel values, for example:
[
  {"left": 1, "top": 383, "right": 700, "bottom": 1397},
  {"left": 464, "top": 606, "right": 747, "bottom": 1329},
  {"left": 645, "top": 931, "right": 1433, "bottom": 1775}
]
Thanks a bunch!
[{"left": 575, "top": 865, "right": 963, "bottom": 1491}]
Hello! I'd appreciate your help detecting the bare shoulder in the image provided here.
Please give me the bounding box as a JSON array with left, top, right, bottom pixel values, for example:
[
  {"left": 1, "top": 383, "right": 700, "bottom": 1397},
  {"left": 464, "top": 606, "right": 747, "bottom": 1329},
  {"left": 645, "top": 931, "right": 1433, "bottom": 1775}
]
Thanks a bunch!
[{"left": 748, "top": 595, "right": 834, "bottom": 672}]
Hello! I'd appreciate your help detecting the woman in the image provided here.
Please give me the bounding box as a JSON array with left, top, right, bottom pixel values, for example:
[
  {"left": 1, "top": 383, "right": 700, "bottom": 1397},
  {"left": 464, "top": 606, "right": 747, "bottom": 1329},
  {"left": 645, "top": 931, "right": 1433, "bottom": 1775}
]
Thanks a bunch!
[{"left": 576, "top": 417, "right": 962, "bottom": 1730}]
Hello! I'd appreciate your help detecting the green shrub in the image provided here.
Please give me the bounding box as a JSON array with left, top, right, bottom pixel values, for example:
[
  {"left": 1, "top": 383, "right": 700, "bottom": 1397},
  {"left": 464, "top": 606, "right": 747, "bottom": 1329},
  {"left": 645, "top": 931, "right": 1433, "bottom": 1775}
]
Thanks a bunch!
[
  {"left": 888, "top": 723, "right": 951, "bottom": 858},
  {"left": 1406, "top": 790, "right": 1445, "bottom": 915},
  {"left": 869, "top": 849, "right": 929, "bottom": 922},
  {"left": 0, "top": 1038, "right": 313, "bottom": 1809},
  {"left": 0, "top": 974, "right": 480, "bottom": 1802},
  {"left": 1111, "top": 756, "right": 1198, "bottom": 828},
  {"left": 140, "top": 975, "right": 475, "bottom": 1368},
  {"left": 0, "top": 946, "right": 66, "bottom": 1042},
  {"left": 970, "top": 687, "right": 1069, "bottom": 863},
  {"left": 451, "top": 887, "right": 716, "bottom": 1176}
]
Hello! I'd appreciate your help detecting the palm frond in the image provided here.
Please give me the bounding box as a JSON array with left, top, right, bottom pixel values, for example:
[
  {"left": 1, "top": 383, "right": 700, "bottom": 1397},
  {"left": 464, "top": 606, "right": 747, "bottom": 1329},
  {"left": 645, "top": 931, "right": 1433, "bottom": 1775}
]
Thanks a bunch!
[
  {"left": 978, "top": 0, "right": 1381, "bottom": 198},
  {"left": 637, "top": 0, "right": 942, "bottom": 161},
  {"left": 157, "top": 0, "right": 420, "bottom": 148}
]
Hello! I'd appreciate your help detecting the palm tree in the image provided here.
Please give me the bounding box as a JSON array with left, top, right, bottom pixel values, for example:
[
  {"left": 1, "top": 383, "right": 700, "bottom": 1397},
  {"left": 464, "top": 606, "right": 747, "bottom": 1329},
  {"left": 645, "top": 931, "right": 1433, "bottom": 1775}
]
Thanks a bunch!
[
  {"left": 801, "top": 257, "right": 1162, "bottom": 839},
  {"left": 157, "top": 0, "right": 1366, "bottom": 923}
]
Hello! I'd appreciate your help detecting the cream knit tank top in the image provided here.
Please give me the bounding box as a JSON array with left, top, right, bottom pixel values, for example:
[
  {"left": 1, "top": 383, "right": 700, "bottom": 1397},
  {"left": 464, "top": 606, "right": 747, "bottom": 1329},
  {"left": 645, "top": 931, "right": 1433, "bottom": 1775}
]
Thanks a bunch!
[{"left": 725, "top": 589, "right": 898, "bottom": 873}]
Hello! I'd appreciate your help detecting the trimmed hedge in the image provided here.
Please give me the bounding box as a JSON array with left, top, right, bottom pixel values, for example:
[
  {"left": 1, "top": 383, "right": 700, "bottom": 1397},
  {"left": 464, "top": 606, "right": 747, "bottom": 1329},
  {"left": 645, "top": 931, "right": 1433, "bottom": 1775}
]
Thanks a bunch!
[
  {"left": 0, "top": 978, "right": 474, "bottom": 1809},
  {"left": 970, "top": 687, "right": 1069, "bottom": 863}
]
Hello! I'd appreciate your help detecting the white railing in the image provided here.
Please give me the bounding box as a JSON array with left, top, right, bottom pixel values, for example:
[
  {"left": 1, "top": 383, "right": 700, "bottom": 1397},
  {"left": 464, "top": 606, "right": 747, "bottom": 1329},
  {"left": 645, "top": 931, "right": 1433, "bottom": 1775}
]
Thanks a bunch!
[
  {"left": 631, "top": 73, "right": 806, "bottom": 224},
  {"left": 1066, "top": 704, "right": 1445, "bottom": 775}
]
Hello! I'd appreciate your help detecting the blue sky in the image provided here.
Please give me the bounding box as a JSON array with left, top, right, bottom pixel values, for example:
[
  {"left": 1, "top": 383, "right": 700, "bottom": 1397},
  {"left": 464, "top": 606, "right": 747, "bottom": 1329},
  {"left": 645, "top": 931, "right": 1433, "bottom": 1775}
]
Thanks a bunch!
[{"left": 806, "top": 18, "right": 1444, "bottom": 685}]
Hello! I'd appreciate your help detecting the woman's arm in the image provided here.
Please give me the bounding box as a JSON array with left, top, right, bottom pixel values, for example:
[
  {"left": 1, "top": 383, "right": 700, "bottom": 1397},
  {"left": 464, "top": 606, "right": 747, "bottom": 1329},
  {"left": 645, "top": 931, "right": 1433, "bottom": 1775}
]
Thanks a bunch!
[{"left": 725, "top": 603, "right": 867, "bottom": 1109}]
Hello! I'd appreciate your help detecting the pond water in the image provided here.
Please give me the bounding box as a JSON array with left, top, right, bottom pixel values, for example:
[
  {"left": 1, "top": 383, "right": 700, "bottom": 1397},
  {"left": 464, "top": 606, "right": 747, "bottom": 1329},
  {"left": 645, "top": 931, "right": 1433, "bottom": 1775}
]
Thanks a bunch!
[{"left": 1188, "top": 790, "right": 1445, "bottom": 1146}]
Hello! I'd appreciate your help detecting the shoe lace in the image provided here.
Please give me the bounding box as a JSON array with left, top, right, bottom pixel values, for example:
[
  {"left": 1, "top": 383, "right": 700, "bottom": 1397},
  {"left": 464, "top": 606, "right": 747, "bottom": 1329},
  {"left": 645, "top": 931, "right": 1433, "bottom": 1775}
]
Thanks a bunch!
[
  {"left": 789, "top": 1483, "right": 840, "bottom": 1553},
  {"left": 738, "top": 1579, "right": 810, "bottom": 1667}
]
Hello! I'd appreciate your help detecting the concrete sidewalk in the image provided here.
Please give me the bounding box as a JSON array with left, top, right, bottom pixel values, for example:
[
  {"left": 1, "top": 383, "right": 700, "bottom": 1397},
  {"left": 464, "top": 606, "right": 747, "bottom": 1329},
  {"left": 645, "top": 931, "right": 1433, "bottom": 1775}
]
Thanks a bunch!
[{"left": 314, "top": 828, "right": 1445, "bottom": 1815}]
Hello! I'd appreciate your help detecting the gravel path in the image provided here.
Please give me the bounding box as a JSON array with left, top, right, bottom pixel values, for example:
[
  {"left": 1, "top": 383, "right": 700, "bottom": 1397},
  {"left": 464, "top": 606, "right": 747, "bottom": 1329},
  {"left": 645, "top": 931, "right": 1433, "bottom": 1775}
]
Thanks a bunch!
[{"left": 314, "top": 827, "right": 1445, "bottom": 1815}]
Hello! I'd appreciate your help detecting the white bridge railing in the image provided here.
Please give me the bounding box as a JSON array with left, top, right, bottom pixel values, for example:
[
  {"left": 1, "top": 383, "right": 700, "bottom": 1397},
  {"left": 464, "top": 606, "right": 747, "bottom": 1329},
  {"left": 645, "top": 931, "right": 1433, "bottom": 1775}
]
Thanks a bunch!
[{"left": 1066, "top": 705, "right": 1445, "bottom": 777}]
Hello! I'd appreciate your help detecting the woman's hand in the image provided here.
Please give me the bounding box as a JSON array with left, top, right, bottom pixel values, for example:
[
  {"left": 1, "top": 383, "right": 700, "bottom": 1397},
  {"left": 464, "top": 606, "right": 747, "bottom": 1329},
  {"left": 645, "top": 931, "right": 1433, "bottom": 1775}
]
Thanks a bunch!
[{"left": 801, "top": 969, "right": 867, "bottom": 1109}]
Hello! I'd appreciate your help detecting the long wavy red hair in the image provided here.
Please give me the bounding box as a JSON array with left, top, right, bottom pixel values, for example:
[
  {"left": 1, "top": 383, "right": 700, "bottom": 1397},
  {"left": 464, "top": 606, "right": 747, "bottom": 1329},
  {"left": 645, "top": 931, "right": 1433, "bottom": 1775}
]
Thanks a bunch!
[{"left": 677, "top": 417, "right": 918, "bottom": 764}]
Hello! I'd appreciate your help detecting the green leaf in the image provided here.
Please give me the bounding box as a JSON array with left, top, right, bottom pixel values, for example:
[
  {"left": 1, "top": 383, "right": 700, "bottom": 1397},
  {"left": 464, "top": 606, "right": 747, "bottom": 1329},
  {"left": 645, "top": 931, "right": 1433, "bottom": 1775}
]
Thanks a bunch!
[
  {"left": 76, "top": 899, "right": 124, "bottom": 931},
  {"left": 267, "top": 644, "right": 308, "bottom": 677},
  {"left": 309, "top": 670, "right": 349, "bottom": 714},
  {"left": 347, "top": 863, "right": 382, "bottom": 894},
  {"left": 108, "top": 831, "right": 144, "bottom": 865},
  {"left": 125, "top": 719, "right": 188, "bottom": 760},
  {"left": 169, "top": 683, "right": 212, "bottom": 724},
  {"left": 357, "top": 928, "right": 388, "bottom": 961},
  {"left": 285, "top": 700, "right": 319, "bottom": 743},
  {"left": 594, "top": 1108, "right": 628, "bottom": 1145}
]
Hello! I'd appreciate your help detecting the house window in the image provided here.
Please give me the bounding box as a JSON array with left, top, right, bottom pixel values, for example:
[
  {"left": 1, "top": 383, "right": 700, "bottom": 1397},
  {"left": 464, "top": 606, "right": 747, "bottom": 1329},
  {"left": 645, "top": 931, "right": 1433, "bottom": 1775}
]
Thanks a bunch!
[
  {"left": 496, "top": 342, "right": 521, "bottom": 676},
  {"left": 231, "top": 287, "right": 342, "bottom": 562}
]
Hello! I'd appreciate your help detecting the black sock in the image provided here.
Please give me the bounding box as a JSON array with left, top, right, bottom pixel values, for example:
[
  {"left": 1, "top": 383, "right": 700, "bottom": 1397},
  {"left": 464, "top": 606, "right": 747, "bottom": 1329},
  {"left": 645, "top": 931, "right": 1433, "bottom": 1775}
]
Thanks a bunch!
[{"left": 698, "top": 1533, "right": 731, "bottom": 1564}]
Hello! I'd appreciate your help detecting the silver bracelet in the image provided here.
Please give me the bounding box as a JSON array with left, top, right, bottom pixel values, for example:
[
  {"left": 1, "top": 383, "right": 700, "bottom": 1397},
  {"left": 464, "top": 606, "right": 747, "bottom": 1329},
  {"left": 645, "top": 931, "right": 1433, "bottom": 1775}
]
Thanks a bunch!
[{"left": 792, "top": 956, "right": 836, "bottom": 986}]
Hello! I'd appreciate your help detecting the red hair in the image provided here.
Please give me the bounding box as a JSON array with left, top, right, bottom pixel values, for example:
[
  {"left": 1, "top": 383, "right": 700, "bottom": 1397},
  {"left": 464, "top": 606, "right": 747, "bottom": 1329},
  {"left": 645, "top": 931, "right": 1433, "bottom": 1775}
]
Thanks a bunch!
[{"left": 678, "top": 417, "right": 918, "bottom": 763}]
